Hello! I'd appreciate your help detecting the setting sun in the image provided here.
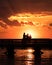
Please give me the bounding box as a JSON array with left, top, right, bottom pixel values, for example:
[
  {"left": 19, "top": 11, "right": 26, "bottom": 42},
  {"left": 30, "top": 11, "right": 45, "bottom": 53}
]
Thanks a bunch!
[
  {"left": 0, "top": 1, "right": 52, "bottom": 64},
  {"left": 23, "top": 29, "right": 38, "bottom": 38}
]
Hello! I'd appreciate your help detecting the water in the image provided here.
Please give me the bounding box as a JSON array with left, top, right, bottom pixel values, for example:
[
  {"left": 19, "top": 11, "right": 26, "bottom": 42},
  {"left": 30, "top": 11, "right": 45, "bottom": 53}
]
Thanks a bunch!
[{"left": 0, "top": 48, "right": 52, "bottom": 65}]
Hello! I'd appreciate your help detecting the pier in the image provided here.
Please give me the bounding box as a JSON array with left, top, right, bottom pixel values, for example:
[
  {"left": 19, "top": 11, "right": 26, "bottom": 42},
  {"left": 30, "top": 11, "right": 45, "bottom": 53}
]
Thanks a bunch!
[{"left": 0, "top": 39, "right": 52, "bottom": 49}]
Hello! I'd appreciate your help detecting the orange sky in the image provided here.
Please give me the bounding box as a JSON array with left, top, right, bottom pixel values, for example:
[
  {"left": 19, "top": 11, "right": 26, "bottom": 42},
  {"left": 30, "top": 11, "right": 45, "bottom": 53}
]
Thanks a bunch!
[
  {"left": 0, "top": 13, "right": 52, "bottom": 39},
  {"left": 0, "top": 0, "right": 52, "bottom": 39}
]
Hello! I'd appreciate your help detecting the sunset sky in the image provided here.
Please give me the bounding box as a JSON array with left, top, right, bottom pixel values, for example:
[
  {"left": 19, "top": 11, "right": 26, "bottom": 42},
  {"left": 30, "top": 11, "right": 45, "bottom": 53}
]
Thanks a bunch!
[{"left": 0, "top": 0, "right": 52, "bottom": 39}]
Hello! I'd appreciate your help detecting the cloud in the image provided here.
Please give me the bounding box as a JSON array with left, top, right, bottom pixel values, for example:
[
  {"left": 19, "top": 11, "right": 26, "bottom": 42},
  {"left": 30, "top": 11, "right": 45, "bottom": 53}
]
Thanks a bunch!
[
  {"left": 0, "top": 18, "right": 21, "bottom": 28},
  {"left": 0, "top": 17, "right": 35, "bottom": 28},
  {"left": 8, "top": 0, "right": 52, "bottom": 13},
  {"left": 27, "top": 22, "right": 34, "bottom": 25},
  {"left": 0, "top": 0, "right": 52, "bottom": 17},
  {"left": 0, "top": 0, "right": 13, "bottom": 18},
  {"left": 9, "top": 20, "right": 21, "bottom": 26},
  {"left": 48, "top": 23, "right": 52, "bottom": 29},
  {"left": 24, "top": 22, "right": 34, "bottom": 26},
  {"left": 49, "top": 23, "right": 52, "bottom": 26},
  {"left": 0, "top": 22, "right": 7, "bottom": 29},
  {"left": 2, "top": 19, "right": 21, "bottom": 26},
  {"left": 0, "top": 0, "right": 52, "bottom": 28},
  {"left": 21, "top": 21, "right": 34, "bottom": 26}
]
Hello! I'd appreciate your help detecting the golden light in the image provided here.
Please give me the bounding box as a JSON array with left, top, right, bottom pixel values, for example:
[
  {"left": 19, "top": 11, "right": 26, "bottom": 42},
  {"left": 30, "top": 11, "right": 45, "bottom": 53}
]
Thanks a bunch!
[
  {"left": 8, "top": 13, "right": 42, "bottom": 24},
  {"left": 8, "top": 13, "right": 52, "bottom": 24},
  {"left": 27, "top": 54, "right": 33, "bottom": 59},
  {"left": 27, "top": 48, "right": 34, "bottom": 53},
  {"left": 25, "top": 30, "right": 34, "bottom": 37},
  {"left": 23, "top": 28, "right": 39, "bottom": 38},
  {"left": 28, "top": 49, "right": 32, "bottom": 53},
  {"left": 8, "top": 13, "right": 35, "bottom": 23}
]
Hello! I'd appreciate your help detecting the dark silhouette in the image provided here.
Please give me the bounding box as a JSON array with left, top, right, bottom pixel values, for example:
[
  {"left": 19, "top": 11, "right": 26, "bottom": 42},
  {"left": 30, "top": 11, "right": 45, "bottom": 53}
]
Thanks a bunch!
[
  {"left": 22, "top": 33, "right": 32, "bottom": 48},
  {"left": 23, "top": 32, "right": 26, "bottom": 39},
  {"left": 0, "top": 34, "right": 51, "bottom": 64},
  {"left": 33, "top": 47, "right": 41, "bottom": 65},
  {"left": 23, "top": 32, "right": 31, "bottom": 39},
  {"left": 6, "top": 43, "right": 14, "bottom": 58},
  {"left": 0, "top": 33, "right": 51, "bottom": 65}
]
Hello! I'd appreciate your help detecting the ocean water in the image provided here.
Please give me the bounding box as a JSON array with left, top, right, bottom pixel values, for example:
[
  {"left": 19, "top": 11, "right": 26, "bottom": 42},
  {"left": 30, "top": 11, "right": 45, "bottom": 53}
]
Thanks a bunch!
[{"left": 0, "top": 48, "right": 52, "bottom": 65}]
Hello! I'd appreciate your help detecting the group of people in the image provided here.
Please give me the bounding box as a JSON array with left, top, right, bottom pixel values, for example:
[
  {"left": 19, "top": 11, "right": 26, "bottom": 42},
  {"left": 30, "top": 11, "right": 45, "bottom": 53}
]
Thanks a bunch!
[{"left": 23, "top": 33, "right": 32, "bottom": 39}]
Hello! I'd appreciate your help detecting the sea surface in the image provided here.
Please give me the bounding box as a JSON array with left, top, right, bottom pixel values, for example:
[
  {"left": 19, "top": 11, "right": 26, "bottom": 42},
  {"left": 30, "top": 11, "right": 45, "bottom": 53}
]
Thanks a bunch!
[{"left": 0, "top": 47, "right": 52, "bottom": 65}]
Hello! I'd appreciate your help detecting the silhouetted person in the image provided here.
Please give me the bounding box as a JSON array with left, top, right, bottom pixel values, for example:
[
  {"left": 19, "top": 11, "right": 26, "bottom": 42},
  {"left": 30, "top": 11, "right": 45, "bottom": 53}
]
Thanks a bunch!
[
  {"left": 22, "top": 33, "right": 32, "bottom": 48},
  {"left": 23, "top": 32, "right": 25, "bottom": 39},
  {"left": 22, "top": 33, "right": 28, "bottom": 43}
]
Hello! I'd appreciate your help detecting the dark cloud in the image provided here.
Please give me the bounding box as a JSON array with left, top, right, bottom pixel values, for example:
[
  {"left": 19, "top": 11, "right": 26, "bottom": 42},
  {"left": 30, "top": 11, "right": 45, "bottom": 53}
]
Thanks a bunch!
[
  {"left": 7, "top": 0, "right": 52, "bottom": 13},
  {"left": 0, "top": 0, "right": 13, "bottom": 18},
  {"left": 27, "top": 22, "right": 34, "bottom": 25},
  {"left": 0, "top": 22, "right": 7, "bottom": 29},
  {"left": 2, "top": 19, "right": 21, "bottom": 26},
  {"left": 0, "top": 0, "right": 52, "bottom": 28},
  {"left": 0, "top": 18, "right": 34, "bottom": 28},
  {"left": 0, "top": 0, "right": 52, "bottom": 16},
  {"left": 0, "top": 15, "right": 21, "bottom": 25},
  {"left": 49, "top": 23, "right": 52, "bottom": 26},
  {"left": 48, "top": 23, "right": 52, "bottom": 29},
  {"left": 0, "top": 19, "right": 21, "bottom": 28},
  {"left": 21, "top": 21, "right": 34, "bottom": 26},
  {"left": 9, "top": 20, "right": 21, "bottom": 26}
]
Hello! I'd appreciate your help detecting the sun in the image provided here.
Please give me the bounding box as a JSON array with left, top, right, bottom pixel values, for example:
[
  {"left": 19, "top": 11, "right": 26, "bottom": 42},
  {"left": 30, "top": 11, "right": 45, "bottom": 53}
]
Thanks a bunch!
[
  {"left": 25, "top": 30, "right": 33, "bottom": 37},
  {"left": 23, "top": 29, "right": 38, "bottom": 38}
]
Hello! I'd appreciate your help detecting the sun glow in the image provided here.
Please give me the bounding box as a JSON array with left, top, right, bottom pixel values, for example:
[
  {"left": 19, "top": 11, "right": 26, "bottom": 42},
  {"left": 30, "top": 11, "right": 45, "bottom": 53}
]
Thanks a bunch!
[
  {"left": 23, "top": 29, "right": 38, "bottom": 38},
  {"left": 25, "top": 30, "right": 33, "bottom": 36}
]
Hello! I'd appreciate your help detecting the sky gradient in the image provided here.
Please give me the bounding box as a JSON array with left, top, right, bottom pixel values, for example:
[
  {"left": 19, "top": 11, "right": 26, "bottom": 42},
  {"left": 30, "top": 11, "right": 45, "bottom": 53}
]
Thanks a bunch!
[{"left": 0, "top": 0, "right": 52, "bottom": 39}]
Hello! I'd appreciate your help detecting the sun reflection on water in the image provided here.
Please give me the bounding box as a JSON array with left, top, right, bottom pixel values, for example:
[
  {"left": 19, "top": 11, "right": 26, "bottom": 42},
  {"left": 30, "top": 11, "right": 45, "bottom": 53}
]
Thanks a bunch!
[
  {"left": 15, "top": 48, "right": 34, "bottom": 60},
  {"left": 27, "top": 48, "right": 34, "bottom": 53},
  {"left": 26, "top": 53, "right": 34, "bottom": 60},
  {"left": 15, "top": 48, "right": 52, "bottom": 61},
  {"left": 25, "top": 61, "right": 34, "bottom": 65}
]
